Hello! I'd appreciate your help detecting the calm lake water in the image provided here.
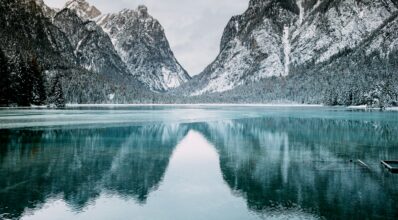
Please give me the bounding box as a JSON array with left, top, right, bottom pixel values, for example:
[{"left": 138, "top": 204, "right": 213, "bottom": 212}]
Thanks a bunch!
[{"left": 0, "top": 106, "right": 398, "bottom": 220}]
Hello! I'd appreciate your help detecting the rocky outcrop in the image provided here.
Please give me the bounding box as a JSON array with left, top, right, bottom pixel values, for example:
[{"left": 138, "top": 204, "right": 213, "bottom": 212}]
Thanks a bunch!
[
  {"left": 65, "top": 0, "right": 101, "bottom": 20},
  {"left": 53, "top": 8, "right": 130, "bottom": 79},
  {"left": 190, "top": 0, "right": 398, "bottom": 97},
  {"left": 97, "top": 6, "right": 191, "bottom": 91},
  {"left": 0, "top": 0, "right": 76, "bottom": 69},
  {"left": 0, "top": 0, "right": 154, "bottom": 105}
]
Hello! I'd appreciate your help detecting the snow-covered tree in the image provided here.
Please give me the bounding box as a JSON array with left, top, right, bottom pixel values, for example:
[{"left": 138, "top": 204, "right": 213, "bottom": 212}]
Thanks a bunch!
[
  {"left": 0, "top": 49, "right": 12, "bottom": 106},
  {"left": 29, "top": 57, "right": 46, "bottom": 106},
  {"left": 47, "top": 75, "right": 65, "bottom": 108},
  {"left": 14, "top": 57, "right": 34, "bottom": 106}
]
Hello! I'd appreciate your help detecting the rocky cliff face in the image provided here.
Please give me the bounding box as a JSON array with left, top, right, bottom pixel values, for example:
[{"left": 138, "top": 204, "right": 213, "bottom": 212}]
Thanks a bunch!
[
  {"left": 289, "top": 0, "right": 398, "bottom": 66},
  {"left": 60, "top": 0, "right": 190, "bottom": 92},
  {"left": 191, "top": 0, "right": 398, "bottom": 96},
  {"left": 1, "top": 0, "right": 192, "bottom": 106},
  {"left": 53, "top": 8, "right": 130, "bottom": 79},
  {"left": 1, "top": 0, "right": 76, "bottom": 69},
  {"left": 97, "top": 6, "right": 191, "bottom": 92},
  {"left": 0, "top": 0, "right": 155, "bottom": 106},
  {"left": 34, "top": 0, "right": 189, "bottom": 92},
  {"left": 33, "top": 0, "right": 58, "bottom": 18},
  {"left": 65, "top": 0, "right": 101, "bottom": 20}
]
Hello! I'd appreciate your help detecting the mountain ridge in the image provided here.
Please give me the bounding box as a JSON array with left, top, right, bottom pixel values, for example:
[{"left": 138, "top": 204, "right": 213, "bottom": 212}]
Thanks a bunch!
[
  {"left": 2, "top": 0, "right": 398, "bottom": 106},
  {"left": 178, "top": 0, "right": 398, "bottom": 107},
  {"left": 44, "top": 0, "right": 190, "bottom": 92},
  {"left": 97, "top": 5, "right": 191, "bottom": 91},
  {"left": 64, "top": 0, "right": 101, "bottom": 20},
  {"left": 0, "top": 0, "right": 157, "bottom": 106}
]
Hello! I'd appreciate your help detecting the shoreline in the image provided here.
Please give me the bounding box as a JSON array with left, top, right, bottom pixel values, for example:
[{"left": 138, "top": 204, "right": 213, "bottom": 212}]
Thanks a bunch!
[
  {"left": 0, "top": 103, "right": 324, "bottom": 109},
  {"left": 2, "top": 104, "right": 398, "bottom": 111},
  {"left": 348, "top": 105, "right": 398, "bottom": 111},
  {"left": 66, "top": 103, "right": 324, "bottom": 107}
]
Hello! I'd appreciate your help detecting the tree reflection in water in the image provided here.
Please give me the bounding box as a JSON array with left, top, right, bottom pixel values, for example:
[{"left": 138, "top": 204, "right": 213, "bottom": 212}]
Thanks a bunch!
[{"left": 1, "top": 116, "right": 398, "bottom": 219}]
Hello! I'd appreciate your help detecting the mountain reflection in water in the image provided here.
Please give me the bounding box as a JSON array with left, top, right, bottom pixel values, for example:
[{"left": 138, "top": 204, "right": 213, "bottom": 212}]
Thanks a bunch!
[{"left": 1, "top": 114, "right": 398, "bottom": 219}]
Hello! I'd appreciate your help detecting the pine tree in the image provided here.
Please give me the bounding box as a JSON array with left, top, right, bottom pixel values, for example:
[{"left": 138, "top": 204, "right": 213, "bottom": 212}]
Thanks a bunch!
[
  {"left": 30, "top": 57, "right": 46, "bottom": 106},
  {"left": 16, "top": 59, "right": 34, "bottom": 106},
  {"left": 48, "top": 75, "right": 65, "bottom": 108},
  {"left": 0, "top": 49, "right": 11, "bottom": 106}
]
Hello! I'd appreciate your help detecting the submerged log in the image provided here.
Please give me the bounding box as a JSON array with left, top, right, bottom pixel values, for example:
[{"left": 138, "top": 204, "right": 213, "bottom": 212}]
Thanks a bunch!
[{"left": 381, "top": 161, "right": 398, "bottom": 173}]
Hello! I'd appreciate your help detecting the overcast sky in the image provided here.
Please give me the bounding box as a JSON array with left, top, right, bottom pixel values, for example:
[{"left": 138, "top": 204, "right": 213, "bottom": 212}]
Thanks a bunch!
[{"left": 44, "top": 0, "right": 249, "bottom": 75}]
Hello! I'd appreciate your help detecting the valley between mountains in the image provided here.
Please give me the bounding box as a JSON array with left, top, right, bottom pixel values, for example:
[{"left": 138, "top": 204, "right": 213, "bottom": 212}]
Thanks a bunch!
[{"left": 1, "top": 0, "right": 398, "bottom": 107}]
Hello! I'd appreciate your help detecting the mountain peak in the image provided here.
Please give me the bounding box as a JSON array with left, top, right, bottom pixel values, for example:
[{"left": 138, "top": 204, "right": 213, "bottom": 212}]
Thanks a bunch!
[
  {"left": 97, "top": 5, "right": 190, "bottom": 91},
  {"left": 65, "top": 0, "right": 101, "bottom": 20},
  {"left": 31, "top": 0, "right": 58, "bottom": 17},
  {"left": 117, "top": 5, "right": 150, "bottom": 18},
  {"left": 137, "top": 5, "right": 148, "bottom": 17}
]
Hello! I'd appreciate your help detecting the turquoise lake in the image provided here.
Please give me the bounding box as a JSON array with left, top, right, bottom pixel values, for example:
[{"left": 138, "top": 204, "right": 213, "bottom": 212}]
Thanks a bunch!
[{"left": 0, "top": 106, "right": 398, "bottom": 219}]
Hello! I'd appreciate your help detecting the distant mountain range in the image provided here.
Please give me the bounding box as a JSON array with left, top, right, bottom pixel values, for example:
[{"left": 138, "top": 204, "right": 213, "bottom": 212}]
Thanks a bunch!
[{"left": 1, "top": 0, "right": 398, "bottom": 107}]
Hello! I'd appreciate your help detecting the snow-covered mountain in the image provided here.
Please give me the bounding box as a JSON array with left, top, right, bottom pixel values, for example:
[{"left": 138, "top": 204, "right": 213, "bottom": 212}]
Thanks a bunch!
[
  {"left": 53, "top": 7, "right": 130, "bottom": 79},
  {"left": 0, "top": 0, "right": 157, "bottom": 106},
  {"left": 64, "top": 0, "right": 101, "bottom": 20},
  {"left": 190, "top": 0, "right": 398, "bottom": 96},
  {"left": 1, "top": 0, "right": 76, "bottom": 69},
  {"left": 289, "top": 0, "right": 398, "bottom": 65},
  {"left": 3, "top": 0, "right": 398, "bottom": 106},
  {"left": 97, "top": 5, "right": 191, "bottom": 92},
  {"left": 33, "top": 0, "right": 58, "bottom": 17},
  {"left": 60, "top": 0, "right": 190, "bottom": 92}
]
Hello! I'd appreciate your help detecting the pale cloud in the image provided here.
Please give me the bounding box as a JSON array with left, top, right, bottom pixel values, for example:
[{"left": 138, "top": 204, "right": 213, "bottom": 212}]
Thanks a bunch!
[{"left": 44, "top": 0, "right": 249, "bottom": 75}]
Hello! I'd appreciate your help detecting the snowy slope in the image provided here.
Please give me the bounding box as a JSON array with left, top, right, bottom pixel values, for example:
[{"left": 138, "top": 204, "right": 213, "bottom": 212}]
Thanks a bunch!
[
  {"left": 53, "top": 8, "right": 130, "bottom": 79},
  {"left": 190, "top": 0, "right": 398, "bottom": 95},
  {"left": 190, "top": 0, "right": 297, "bottom": 95},
  {"left": 1, "top": 0, "right": 76, "bottom": 69},
  {"left": 33, "top": 0, "right": 58, "bottom": 18},
  {"left": 290, "top": 0, "right": 398, "bottom": 66},
  {"left": 1, "top": 0, "right": 155, "bottom": 105},
  {"left": 57, "top": 0, "right": 190, "bottom": 92},
  {"left": 64, "top": 0, "right": 101, "bottom": 20},
  {"left": 97, "top": 6, "right": 191, "bottom": 92}
]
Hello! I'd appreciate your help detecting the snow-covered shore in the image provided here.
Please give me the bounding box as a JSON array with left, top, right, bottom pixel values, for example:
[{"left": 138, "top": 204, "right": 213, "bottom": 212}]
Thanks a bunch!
[
  {"left": 65, "top": 103, "right": 323, "bottom": 108},
  {"left": 3, "top": 104, "right": 398, "bottom": 111},
  {"left": 347, "top": 105, "right": 398, "bottom": 111},
  {"left": 347, "top": 105, "right": 368, "bottom": 110}
]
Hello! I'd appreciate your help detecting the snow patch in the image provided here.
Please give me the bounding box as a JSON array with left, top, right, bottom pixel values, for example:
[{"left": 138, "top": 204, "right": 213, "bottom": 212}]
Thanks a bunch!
[
  {"left": 65, "top": 0, "right": 101, "bottom": 20},
  {"left": 347, "top": 105, "right": 368, "bottom": 110},
  {"left": 312, "top": 0, "right": 321, "bottom": 11},
  {"left": 359, "top": 10, "right": 364, "bottom": 18},
  {"left": 74, "top": 38, "right": 84, "bottom": 55},
  {"left": 235, "top": 20, "right": 239, "bottom": 32},
  {"left": 297, "top": 0, "right": 305, "bottom": 25},
  {"left": 162, "top": 67, "right": 181, "bottom": 89},
  {"left": 386, "top": 107, "right": 398, "bottom": 111},
  {"left": 283, "top": 25, "right": 291, "bottom": 76},
  {"left": 108, "top": 93, "right": 115, "bottom": 101}
]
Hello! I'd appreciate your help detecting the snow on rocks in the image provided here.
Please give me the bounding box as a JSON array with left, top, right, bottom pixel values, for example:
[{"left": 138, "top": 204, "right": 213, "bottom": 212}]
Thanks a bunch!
[
  {"left": 97, "top": 6, "right": 191, "bottom": 92},
  {"left": 65, "top": 0, "right": 101, "bottom": 20},
  {"left": 191, "top": 0, "right": 398, "bottom": 96}
]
